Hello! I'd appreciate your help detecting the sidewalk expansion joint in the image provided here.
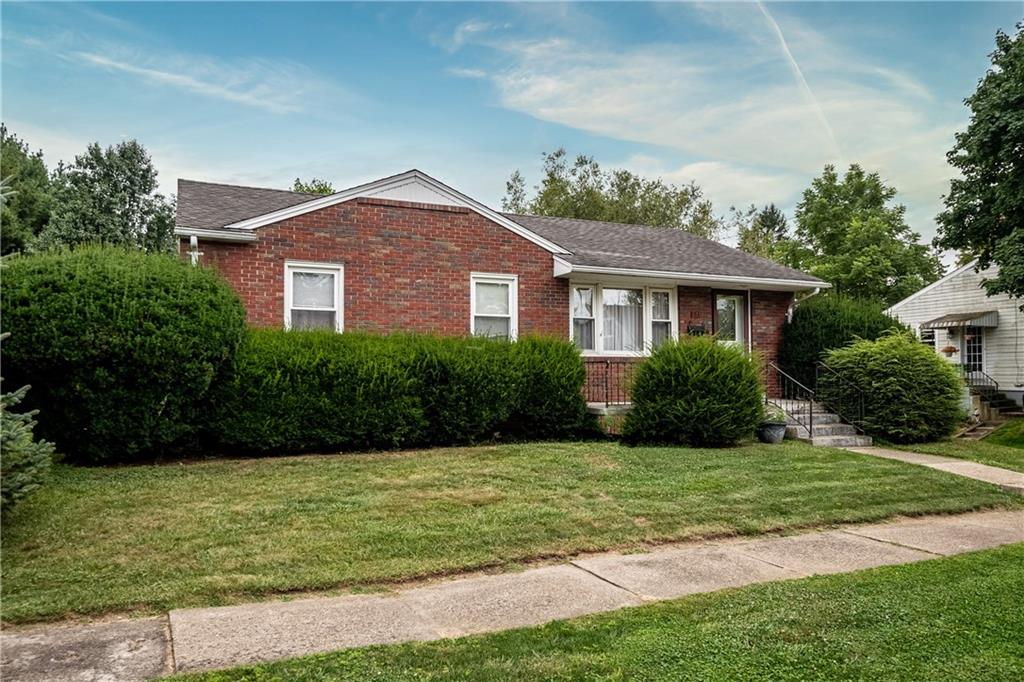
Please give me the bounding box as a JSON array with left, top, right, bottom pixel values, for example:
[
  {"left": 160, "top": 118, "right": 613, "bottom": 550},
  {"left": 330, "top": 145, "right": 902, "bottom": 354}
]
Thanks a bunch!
[
  {"left": 568, "top": 561, "right": 650, "bottom": 601},
  {"left": 838, "top": 529, "right": 945, "bottom": 557}
]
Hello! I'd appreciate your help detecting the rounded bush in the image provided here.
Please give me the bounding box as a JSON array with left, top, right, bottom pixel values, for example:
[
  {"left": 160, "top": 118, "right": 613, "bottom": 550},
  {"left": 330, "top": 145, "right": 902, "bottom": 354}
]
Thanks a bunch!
[
  {"left": 622, "top": 336, "right": 764, "bottom": 447},
  {"left": 822, "top": 332, "right": 964, "bottom": 443},
  {"left": 778, "top": 296, "right": 905, "bottom": 387},
  {"left": 504, "top": 336, "right": 596, "bottom": 440},
  {"left": 1, "top": 246, "right": 246, "bottom": 463}
]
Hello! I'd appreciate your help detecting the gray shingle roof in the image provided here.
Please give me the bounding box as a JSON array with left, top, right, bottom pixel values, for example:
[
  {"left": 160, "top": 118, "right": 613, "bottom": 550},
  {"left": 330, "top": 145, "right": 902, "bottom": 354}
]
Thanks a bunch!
[
  {"left": 175, "top": 178, "right": 823, "bottom": 285},
  {"left": 176, "top": 179, "right": 317, "bottom": 231},
  {"left": 504, "top": 213, "right": 822, "bottom": 283}
]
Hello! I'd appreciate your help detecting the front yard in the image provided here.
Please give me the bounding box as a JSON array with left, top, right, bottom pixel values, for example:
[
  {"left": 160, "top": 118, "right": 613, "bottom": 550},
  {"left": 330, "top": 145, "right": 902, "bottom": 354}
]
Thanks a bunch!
[
  {"left": 3, "top": 441, "right": 1021, "bottom": 624},
  {"left": 179, "top": 544, "right": 1024, "bottom": 681},
  {"left": 893, "top": 421, "right": 1024, "bottom": 473}
]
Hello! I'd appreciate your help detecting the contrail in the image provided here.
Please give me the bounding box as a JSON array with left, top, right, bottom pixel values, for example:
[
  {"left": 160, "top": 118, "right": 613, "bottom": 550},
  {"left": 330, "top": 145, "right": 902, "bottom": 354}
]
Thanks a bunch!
[{"left": 756, "top": 1, "right": 843, "bottom": 165}]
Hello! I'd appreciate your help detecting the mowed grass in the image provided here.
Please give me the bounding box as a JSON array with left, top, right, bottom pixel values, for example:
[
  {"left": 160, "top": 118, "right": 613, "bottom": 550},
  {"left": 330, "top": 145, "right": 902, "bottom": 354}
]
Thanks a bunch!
[
  {"left": 894, "top": 421, "right": 1024, "bottom": 473},
  {"left": 3, "top": 441, "right": 1021, "bottom": 623},
  {"left": 180, "top": 544, "right": 1024, "bottom": 682}
]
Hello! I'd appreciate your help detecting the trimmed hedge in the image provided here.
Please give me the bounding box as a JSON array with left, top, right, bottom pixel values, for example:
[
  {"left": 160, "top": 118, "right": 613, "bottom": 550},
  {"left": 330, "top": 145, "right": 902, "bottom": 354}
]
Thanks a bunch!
[
  {"left": 622, "top": 336, "right": 764, "bottom": 447},
  {"left": 1, "top": 246, "right": 246, "bottom": 463},
  {"left": 210, "top": 330, "right": 594, "bottom": 455},
  {"left": 822, "top": 332, "right": 964, "bottom": 444},
  {"left": 778, "top": 296, "right": 906, "bottom": 387}
]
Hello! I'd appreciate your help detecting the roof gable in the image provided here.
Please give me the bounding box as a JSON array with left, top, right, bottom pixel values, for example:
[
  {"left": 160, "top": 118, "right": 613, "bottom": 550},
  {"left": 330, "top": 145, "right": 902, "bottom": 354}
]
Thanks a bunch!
[{"left": 221, "top": 170, "right": 570, "bottom": 255}]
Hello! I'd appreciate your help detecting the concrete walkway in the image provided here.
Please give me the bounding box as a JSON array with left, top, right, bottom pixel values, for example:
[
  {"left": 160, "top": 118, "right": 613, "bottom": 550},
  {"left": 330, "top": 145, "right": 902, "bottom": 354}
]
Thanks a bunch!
[
  {"left": 3, "top": 508, "right": 1022, "bottom": 680},
  {"left": 845, "top": 446, "right": 1024, "bottom": 494}
]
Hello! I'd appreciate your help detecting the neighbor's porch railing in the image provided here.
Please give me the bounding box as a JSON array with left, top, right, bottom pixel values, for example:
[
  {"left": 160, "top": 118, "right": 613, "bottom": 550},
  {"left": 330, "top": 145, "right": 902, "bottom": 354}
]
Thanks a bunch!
[
  {"left": 583, "top": 358, "right": 639, "bottom": 407},
  {"left": 764, "top": 362, "right": 816, "bottom": 436},
  {"left": 959, "top": 365, "right": 1000, "bottom": 399}
]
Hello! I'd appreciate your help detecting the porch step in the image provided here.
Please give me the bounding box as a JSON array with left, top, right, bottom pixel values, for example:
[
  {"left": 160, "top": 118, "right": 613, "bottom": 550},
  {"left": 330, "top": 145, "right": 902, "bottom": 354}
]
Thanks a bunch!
[
  {"left": 786, "top": 422, "right": 859, "bottom": 439},
  {"left": 808, "top": 434, "right": 874, "bottom": 448},
  {"left": 785, "top": 412, "right": 843, "bottom": 425},
  {"left": 773, "top": 399, "right": 872, "bottom": 447}
]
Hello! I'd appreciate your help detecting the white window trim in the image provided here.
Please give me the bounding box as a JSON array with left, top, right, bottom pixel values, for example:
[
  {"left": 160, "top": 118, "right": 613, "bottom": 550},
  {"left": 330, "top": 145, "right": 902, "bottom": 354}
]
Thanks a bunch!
[
  {"left": 470, "top": 272, "right": 518, "bottom": 340},
  {"left": 569, "top": 281, "right": 678, "bottom": 356},
  {"left": 715, "top": 294, "right": 747, "bottom": 349},
  {"left": 284, "top": 260, "right": 344, "bottom": 333}
]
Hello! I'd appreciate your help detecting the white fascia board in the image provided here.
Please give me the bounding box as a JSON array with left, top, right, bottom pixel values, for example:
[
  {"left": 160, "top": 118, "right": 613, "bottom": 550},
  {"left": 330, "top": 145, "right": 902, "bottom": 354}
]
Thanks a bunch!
[
  {"left": 886, "top": 259, "right": 979, "bottom": 314},
  {"left": 223, "top": 169, "right": 571, "bottom": 256},
  {"left": 174, "top": 227, "right": 257, "bottom": 243},
  {"left": 558, "top": 263, "right": 829, "bottom": 292}
]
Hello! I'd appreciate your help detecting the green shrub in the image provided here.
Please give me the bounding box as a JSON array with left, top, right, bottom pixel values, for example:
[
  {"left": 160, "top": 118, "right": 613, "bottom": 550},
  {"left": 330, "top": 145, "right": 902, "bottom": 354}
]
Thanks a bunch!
[
  {"left": 822, "top": 332, "right": 964, "bottom": 444},
  {"left": 1, "top": 376, "right": 55, "bottom": 514},
  {"left": 1, "top": 246, "right": 246, "bottom": 463},
  {"left": 210, "top": 331, "right": 427, "bottom": 454},
  {"left": 211, "top": 331, "right": 592, "bottom": 455},
  {"left": 622, "top": 336, "right": 764, "bottom": 447},
  {"left": 779, "top": 296, "right": 906, "bottom": 387}
]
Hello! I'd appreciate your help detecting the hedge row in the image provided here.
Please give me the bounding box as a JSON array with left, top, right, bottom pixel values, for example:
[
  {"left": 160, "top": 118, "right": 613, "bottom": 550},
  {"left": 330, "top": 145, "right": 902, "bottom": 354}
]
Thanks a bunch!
[{"left": 210, "top": 330, "right": 596, "bottom": 455}]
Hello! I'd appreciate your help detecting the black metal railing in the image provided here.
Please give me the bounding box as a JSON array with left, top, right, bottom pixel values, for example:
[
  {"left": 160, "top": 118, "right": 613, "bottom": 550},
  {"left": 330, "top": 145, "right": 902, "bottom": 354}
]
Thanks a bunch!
[
  {"left": 815, "top": 362, "right": 867, "bottom": 434},
  {"left": 583, "top": 358, "right": 639, "bottom": 407},
  {"left": 960, "top": 366, "right": 1000, "bottom": 399},
  {"left": 764, "top": 362, "right": 816, "bottom": 436}
]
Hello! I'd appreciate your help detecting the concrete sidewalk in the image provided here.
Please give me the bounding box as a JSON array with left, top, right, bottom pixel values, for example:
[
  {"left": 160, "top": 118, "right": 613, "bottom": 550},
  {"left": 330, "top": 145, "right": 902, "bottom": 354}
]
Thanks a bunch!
[
  {"left": 3, "top": 508, "right": 1022, "bottom": 680},
  {"left": 845, "top": 446, "right": 1024, "bottom": 494}
]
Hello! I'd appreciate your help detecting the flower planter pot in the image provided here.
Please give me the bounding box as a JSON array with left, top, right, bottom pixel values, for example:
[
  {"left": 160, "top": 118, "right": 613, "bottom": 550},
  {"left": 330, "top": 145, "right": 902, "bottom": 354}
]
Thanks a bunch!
[{"left": 757, "top": 421, "right": 788, "bottom": 444}]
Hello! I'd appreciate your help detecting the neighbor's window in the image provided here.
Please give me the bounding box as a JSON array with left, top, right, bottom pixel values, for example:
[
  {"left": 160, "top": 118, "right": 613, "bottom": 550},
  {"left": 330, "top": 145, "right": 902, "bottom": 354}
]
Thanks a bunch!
[
  {"left": 572, "top": 286, "right": 595, "bottom": 350},
  {"left": 919, "top": 328, "right": 936, "bottom": 347},
  {"left": 651, "top": 290, "right": 673, "bottom": 348},
  {"left": 471, "top": 273, "right": 518, "bottom": 340},
  {"left": 715, "top": 294, "right": 745, "bottom": 347},
  {"left": 603, "top": 287, "right": 644, "bottom": 352},
  {"left": 285, "top": 261, "right": 343, "bottom": 332}
]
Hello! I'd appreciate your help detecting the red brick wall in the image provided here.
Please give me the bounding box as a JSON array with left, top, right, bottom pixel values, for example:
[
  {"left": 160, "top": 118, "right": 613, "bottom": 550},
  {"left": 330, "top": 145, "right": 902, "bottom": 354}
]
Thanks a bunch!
[
  {"left": 185, "top": 197, "right": 568, "bottom": 336},
  {"left": 750, "top": 290, "right": 793, "bottom": 368}
]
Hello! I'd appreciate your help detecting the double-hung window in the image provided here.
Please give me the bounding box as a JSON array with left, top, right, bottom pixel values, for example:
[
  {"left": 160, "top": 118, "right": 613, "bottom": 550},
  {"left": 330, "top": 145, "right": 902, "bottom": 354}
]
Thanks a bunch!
[
  {"left": 471, "top": 273, "right": 518, "bottom": 340},
  {"left": 570, "top": 284, "right": 677, "bottom": 354},
  {"left": 284, "top": 261, "right": 344, "bottom": 332}
]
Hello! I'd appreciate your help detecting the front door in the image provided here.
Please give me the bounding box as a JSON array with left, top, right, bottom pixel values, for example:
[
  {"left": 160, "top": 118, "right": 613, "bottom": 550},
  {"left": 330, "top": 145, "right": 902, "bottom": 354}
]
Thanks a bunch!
[
  {"left": 715, "top": 294, "right": 746, "bottom": 348},
  {"left": 962, "top": 326, "right": 984, "bottom": 372}
]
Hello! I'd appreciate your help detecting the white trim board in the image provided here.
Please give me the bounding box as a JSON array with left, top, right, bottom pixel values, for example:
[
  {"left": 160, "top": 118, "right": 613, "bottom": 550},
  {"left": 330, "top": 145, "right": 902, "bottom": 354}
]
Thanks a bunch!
[
  {"left": 556, "top": 261, "right": 827, "bottom": 292},
  {"left": 224, "top": 169, "right": 571, "bottom": 256}
]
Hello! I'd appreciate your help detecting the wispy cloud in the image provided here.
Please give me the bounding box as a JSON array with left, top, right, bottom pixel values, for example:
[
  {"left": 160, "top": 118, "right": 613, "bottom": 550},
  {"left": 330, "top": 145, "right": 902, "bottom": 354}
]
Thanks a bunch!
[
  {"left": 70, "top": 51, "right": 310, "bottom": 114},
  {"left": 446, "top": 3, "right": 958, "bottom": 240}
]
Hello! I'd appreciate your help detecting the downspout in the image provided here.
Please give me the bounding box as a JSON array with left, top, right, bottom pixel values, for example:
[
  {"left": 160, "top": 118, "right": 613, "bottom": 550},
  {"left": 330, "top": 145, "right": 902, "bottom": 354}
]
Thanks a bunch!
[{"left": 787, "top": 287, "right": 820, "bottom": 323}]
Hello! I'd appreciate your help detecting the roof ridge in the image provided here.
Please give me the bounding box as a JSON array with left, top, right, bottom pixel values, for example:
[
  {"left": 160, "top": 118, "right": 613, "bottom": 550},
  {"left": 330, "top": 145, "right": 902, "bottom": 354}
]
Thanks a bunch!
[
  {"left": 502, "top": 211, "right": 689, "bottom": 234},
  {"left": 179, "top": 178, "right": 318, "bottom": 197}
]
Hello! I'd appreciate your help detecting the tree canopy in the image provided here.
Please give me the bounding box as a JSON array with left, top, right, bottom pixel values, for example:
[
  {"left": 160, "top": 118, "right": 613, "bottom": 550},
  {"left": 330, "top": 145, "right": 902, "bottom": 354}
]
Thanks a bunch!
[
  {"left": 792, "top": 164, "right": 943, "bottom": 305},
  {"left": 1, "top": 125, "right": 53, "bottom": 255},
  {"left": 34, "top": 139, "right": 174, "bottom": 252},
  {"left": 734, "top": 203, "right": 791, "bottom": 263},
  {"left": 503, "top": 149, "right": 722, "bottom": 239},
  {"left": 293, "top": 177, "right": 335, "bottom": 195},
  {"left": 936, "top": 23, "right": 1024, "bottom": 306}
]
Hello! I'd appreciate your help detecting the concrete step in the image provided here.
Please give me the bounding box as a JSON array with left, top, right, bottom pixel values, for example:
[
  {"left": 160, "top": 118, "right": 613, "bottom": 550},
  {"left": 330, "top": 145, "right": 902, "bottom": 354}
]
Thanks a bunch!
[
  {"left": 786, "top": 423, "right": 858, "bottom": 439},
  {"left": 810, "top": 434, "right": 874, "bottom": 447},
  {"left": 785, "top": 412, "right": 843, "bottom": 425}
]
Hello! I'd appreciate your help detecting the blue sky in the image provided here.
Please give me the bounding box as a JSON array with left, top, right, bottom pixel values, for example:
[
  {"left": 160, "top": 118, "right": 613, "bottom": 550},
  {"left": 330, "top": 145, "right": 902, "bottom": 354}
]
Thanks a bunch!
[{"left": 3, "top": 2, "right": 1022, "bottom": 248}]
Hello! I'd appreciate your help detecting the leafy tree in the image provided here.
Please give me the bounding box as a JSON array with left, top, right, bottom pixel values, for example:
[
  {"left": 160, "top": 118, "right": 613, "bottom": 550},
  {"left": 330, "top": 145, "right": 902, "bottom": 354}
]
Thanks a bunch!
[
  {"left": 34, "top": 140, "right": 174, "bottom": 252},
  {"left": 1, "top": 125, "right": 53, "bottom": 254},
  {"left": 503, "top": 149, "right": 722, "bottom": 239},
  {"left": 793, "top": 164, "right": 943, "bottom": 305},
  {"left": 936, "top": 23, "right": 1024, "bottom": 306},
  {"left": 293, "top": 177, "right": 335, "bottom": 195},
  {"left": 734, "top": 203, "right": 791, "bottom": 263}
]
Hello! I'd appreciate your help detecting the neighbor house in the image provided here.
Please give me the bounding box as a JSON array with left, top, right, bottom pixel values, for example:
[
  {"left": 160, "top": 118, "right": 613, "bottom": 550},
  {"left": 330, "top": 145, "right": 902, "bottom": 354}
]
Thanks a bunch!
[
  {"left": 174, "top": 170, "right": 827, "bottom": 402},
  {"left": 887, "top": 260, "right": 1024, "bottom": 409}
]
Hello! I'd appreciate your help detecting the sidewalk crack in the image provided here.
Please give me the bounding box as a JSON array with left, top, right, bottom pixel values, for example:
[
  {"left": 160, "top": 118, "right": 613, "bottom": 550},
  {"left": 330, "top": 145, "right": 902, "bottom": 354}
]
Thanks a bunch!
[{"left": 568, "top": 562, "right": 649, "bottom": 601}]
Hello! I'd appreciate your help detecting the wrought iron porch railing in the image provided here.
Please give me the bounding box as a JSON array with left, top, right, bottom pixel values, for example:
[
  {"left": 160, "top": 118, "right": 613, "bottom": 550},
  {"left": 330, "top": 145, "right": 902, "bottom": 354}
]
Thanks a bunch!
[
  {"left": 764, "top": 362, "right": 816, "bottom": 436},
  {"left": 960, "top": 366, "right": 1000, "bottom": 399},
  {"left": 583, "top": 358, "right": 638, "bottom": 407},
  {"left": 814, "top": 362, "right": 867, "bottom": 434}
]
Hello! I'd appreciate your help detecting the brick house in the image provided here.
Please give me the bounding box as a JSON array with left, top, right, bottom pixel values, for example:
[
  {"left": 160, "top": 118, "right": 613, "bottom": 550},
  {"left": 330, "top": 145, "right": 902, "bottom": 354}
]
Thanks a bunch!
[{"left": 175, "top": 170, "right": 827, "bottom": 402}]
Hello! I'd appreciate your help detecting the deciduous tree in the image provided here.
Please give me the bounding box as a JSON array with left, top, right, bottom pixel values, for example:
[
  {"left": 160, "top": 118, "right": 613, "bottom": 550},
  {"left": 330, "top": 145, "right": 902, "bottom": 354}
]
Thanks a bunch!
[
  {"left": 1, "top": 125, "right": 53, "bottom": 254},
  {"left": 293, "top": 177, "right": 335, "bottom": 195}
]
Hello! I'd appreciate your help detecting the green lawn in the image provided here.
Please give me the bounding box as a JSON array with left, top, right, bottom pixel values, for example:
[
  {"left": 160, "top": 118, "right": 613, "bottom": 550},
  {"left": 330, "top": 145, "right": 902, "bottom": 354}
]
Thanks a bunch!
[
  {"left": 3, "top": 441, "right": 1020, "bottom": 624},
  {"left": 179, "top": 544, "right": 1024, "bottom": 682},
  {"left": 894, "top": 421, "right": 1024, "bottom": 473}
]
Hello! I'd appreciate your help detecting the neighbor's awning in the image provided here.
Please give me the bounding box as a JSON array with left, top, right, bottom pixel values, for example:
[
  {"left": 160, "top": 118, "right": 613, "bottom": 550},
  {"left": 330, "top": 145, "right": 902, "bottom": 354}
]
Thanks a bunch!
[{"left": 921, "top": 311, "right": 999, "bottom": 329}]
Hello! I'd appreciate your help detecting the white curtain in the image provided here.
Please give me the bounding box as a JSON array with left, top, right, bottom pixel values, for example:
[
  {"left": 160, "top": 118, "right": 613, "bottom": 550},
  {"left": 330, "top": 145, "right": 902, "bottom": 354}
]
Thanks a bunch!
[
  {"left": 293, "top": 272, "right": 334, "bottom": 308},
  {"left": 603, "top": 288, "right": 643, "bottom": 351}
]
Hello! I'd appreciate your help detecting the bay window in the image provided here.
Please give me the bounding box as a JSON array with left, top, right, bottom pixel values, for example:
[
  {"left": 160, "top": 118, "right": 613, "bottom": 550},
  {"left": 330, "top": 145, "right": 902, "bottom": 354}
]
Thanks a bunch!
[
  {"left": 570, "top": 283, "right": 677, "bottom": 354},
  {"left": 284, "top": 261, "right": 343, "bottom": 332},
  {"left": 471, "top": 273, "right": 518, "bottom": 340}
]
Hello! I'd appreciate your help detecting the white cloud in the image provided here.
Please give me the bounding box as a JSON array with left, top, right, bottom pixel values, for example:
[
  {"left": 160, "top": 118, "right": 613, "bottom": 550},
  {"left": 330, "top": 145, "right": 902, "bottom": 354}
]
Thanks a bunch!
[{"left": 447, "top": 3, "right": 960, "bottom": 242}]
